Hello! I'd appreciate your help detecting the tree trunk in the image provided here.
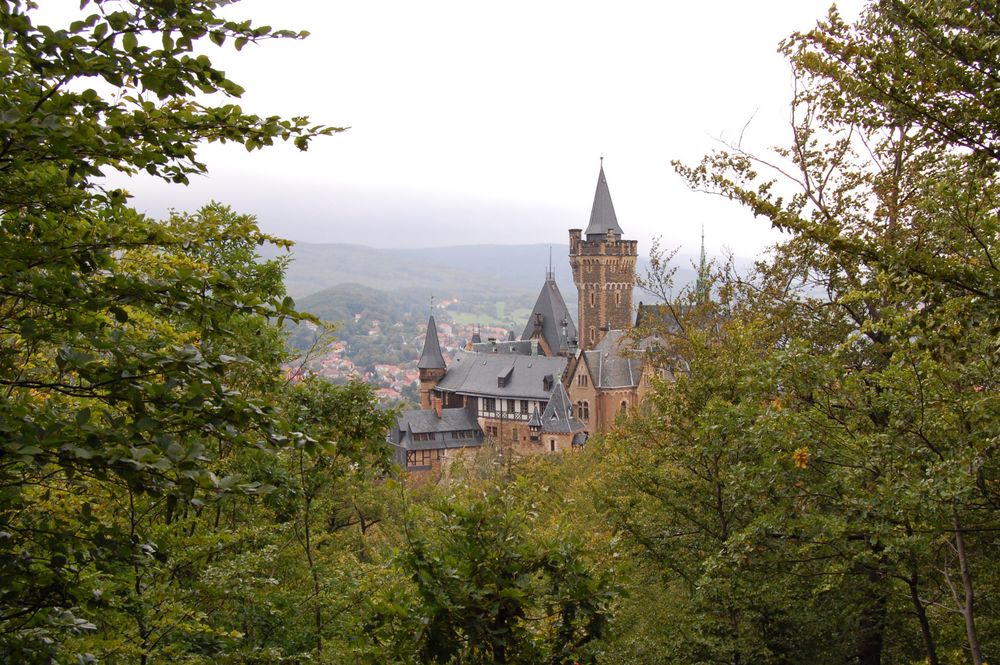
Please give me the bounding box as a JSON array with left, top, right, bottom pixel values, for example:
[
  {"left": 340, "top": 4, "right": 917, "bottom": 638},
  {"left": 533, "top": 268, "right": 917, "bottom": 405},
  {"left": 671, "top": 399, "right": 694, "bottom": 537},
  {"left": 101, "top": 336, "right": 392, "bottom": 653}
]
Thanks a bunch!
[
  {"left": 952, "top": 513, "right": 984, "bottom": 665},
  {"left": 857, "top": 568, "right": 886, "bottom": 665},
  {"left": 300, "top": 451, "right": 323, "bottom": 655},
  {"left": 906, "top": 573, "right": 939, "bottom": 665}
]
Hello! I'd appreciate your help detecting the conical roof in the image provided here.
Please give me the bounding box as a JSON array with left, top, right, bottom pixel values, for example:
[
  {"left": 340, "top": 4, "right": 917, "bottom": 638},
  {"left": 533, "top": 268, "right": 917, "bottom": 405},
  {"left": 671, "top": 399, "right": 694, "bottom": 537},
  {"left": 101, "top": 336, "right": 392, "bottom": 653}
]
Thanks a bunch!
[
  {"left": 520, "top": 276, "right": 577, "bottom": 355},
  {"left": 541, "top": 382, "right": 586, "bottom": 434},
  {"left": 528, "top": 406, "right": 542, "bottom": 429},
  {"left": 418, "top": 314, "right": 446, "bottom": 369},
  {"left": 584, "top": 165, "right": 623, "bottom": 239}
]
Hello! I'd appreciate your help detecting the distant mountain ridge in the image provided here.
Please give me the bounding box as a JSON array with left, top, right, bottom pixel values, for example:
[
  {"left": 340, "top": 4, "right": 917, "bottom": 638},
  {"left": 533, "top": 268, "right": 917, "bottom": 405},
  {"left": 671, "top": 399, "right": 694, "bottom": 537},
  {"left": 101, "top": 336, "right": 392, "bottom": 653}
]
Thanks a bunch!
[{"left": 265, "top": 241, "right": 706, "bottom": 304}]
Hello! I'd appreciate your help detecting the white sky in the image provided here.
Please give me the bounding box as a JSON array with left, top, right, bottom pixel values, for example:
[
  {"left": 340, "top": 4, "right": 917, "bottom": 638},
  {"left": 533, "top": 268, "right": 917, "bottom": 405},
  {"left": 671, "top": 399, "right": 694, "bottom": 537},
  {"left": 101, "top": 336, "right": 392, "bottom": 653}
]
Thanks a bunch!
[{"left": 72, "top": 0, "right": 865, "bottom": 258}]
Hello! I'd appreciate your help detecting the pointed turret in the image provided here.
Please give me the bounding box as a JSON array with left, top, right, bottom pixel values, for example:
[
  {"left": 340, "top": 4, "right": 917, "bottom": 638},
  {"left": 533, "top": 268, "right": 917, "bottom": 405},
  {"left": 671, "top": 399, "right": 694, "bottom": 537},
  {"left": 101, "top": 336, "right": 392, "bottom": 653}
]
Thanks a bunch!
[
  {"left": 418, "top": 314, "right": 447, "bottom": 409},
  {"left": 541, "top": 382, "right": 586, "bottom": 435},
  {"left": 418, "top": 315, "right": 446, "bottom": 369},
  {"left": 584, "top": 164, "right": 623, "bottom": 240},
  {"left": 520, "top": 273, "right": 577, "bottom": 357}
]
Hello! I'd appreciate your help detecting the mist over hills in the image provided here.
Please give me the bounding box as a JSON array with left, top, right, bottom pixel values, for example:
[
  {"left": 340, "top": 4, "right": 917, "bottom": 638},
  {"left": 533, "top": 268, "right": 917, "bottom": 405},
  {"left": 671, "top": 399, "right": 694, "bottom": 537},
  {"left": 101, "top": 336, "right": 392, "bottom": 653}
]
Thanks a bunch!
[{"left": 267, "top": 242, "right": 713, "bottom": 314}]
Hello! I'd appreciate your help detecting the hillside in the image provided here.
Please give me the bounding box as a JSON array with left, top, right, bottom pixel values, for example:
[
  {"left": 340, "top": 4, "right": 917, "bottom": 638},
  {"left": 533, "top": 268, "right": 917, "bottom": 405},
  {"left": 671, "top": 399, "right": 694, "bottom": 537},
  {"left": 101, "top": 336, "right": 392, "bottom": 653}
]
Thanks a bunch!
[{"left": 267, "top": 241, "right": 712, "bottom": 306}]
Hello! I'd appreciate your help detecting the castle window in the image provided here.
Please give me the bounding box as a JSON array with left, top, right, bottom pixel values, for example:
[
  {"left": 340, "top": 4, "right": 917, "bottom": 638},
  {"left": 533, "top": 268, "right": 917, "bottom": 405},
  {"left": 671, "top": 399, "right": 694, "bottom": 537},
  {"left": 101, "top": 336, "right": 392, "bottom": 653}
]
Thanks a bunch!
[
  {"left": 589, "top": 291, "right": 596, "bottom": 307},
  {"left": 589, "top": 327, "right": 595, "bottom": 343},
  {"left": 511, "top": 427, "right": 518, "bottom": 441},
  {"left": 484, "top": 397, "right": 496, "bottom": 412},
  {"left": 620, "top": 400, "right": 628, "bottom": 415},
  {"left": 578, "top": 374, "right": 588, "bottom": 387},
  {"left": 507, "top": 399, "right": 515, "bottom": 412},
  {"left": 550, "top": 439, "right": 556, "bottom": 452},
  {"left": 520, "top": 400, "right": 529, "bottom": 414},
  {"left": 577, "top": 401, "right": 589, "bottom": 420},
  {"left": 615, "top": 291, "right": 622, "bottom": 305}
]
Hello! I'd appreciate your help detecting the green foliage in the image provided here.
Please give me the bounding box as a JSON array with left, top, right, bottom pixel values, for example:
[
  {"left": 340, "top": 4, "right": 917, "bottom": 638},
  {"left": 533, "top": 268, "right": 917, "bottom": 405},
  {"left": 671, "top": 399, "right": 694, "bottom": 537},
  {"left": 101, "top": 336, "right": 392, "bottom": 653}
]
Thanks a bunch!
[
  {"left": 0, "top": 0, "right": 339, "bottom": 659},
  {"left": 609, "top": 1, "right": 1000, "bottom": 664},
  {"left": 0, "top": 0, "right": 337, "bottom": 210},
  {"left": 371, "top": 480, "right": 614, "bottom": 665}
]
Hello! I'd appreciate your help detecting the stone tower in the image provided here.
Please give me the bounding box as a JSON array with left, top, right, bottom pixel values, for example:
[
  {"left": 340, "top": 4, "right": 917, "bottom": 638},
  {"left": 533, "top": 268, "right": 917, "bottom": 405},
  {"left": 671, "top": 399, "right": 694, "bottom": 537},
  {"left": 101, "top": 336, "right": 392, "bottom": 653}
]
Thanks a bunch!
[
  {"left": 568, "top": 163, "right": 637, "bottom": 351},
  {"left": 417, "top": 314, "right": 446, "bottom": 409}
]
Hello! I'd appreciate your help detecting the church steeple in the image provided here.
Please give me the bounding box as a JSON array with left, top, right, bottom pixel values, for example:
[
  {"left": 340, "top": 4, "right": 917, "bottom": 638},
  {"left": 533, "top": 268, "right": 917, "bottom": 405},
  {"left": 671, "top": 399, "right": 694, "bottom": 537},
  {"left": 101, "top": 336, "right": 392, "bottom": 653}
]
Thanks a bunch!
[
  {"left": 695, "top": 226, "right": 710, "bottom": 304},
  {"left": 584, "top": 163, "right": 623, "bottom": 240}
]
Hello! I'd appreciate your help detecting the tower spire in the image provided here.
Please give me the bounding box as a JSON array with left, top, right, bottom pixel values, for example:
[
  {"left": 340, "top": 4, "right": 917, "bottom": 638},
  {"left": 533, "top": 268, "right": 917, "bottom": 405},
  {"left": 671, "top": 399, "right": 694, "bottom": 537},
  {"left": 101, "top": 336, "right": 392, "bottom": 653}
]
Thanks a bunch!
[
  {"left": 569, "top": 162, "right": 637, "bottom": 351},
  {"left": 696, "top": 226, "right": 710, "bottom": 303},
  {"left": 418, "top": 313, "right": 446, "bottom": 370},
  {"left": 584, "top": 160, "right": 622, "bottom": 239}
]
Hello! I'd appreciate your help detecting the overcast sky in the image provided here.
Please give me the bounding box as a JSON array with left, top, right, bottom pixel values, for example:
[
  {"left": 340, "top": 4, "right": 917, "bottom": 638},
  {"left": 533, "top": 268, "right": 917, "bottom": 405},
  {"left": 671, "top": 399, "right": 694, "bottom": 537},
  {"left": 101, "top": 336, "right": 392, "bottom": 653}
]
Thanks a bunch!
[{"left": 71, "top": 1, "right": 865, "bottom": 258}]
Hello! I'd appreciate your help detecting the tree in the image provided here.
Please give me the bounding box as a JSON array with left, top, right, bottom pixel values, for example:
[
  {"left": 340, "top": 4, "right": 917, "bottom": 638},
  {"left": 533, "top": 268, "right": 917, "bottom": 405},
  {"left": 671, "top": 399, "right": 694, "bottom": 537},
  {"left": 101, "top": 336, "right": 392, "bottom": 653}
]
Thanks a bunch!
[
  {"left": 0, "top": 1, "right": 337, "bottom": 658},
  {"left": 370, "top": 480, "right": 614, "bottom": 665},
  {"left": 571, "top": 2, "right": 1000, "bottom": 664}
]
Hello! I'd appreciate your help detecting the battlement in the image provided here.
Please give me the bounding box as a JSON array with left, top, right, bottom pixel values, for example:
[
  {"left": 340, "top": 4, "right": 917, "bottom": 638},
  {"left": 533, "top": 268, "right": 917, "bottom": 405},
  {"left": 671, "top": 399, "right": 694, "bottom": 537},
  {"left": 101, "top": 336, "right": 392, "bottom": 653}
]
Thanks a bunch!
[{"left": 568, "top": 237, "right": 638, "bottom": 258}]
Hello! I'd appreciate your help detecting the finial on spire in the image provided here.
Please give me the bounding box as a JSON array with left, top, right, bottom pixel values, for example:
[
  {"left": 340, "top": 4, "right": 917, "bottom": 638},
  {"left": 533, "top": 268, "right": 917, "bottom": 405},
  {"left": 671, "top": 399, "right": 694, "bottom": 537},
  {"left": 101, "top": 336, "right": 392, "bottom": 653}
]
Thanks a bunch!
[
  {"left": 547, "top": 246, "right": 554, "bottom": 281},
  {"left": 430, "top": 295, "right": 435, "bottom": 313}
]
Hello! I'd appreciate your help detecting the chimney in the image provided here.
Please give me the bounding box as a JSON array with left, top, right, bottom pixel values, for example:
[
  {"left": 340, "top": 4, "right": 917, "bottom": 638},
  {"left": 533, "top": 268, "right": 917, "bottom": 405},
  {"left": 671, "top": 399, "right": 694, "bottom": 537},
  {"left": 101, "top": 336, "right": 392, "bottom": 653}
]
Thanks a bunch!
[{"left": 432, "top": 396, "right": 443, "bottom": 419}]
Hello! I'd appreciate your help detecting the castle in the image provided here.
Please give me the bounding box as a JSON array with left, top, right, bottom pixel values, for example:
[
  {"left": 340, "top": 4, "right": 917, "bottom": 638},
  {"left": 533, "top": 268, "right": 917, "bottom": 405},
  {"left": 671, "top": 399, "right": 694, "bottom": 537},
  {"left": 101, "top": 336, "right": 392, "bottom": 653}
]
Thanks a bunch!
[{"left": 388, "top": 163, "right": 660, "bottom": 475}]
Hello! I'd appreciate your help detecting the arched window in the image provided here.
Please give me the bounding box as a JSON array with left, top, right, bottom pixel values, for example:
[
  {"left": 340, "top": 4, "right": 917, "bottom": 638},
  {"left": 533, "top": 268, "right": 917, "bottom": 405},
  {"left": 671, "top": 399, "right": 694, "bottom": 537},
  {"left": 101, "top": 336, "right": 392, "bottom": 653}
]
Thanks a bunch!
[
  {"left": 589, "top": 291, "right": 596, "bottom": 307},
  {"left": 620, "top": 400, "right": 628, "bottom": 415},
  {"left": 615, "top": 290, "right": 622, "bottom": 305}
]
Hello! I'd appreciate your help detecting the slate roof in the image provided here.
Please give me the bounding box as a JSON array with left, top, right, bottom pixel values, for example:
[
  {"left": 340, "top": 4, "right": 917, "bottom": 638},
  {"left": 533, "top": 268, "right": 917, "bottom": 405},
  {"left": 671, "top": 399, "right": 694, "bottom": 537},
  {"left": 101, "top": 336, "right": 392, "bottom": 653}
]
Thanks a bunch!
[
  {"left": 471, "top": 339, "right": 537, "bottom": 355},
  {"left": 584, "top": 165, "right": 624, "bottom": 240},
  {"left": 520, "top": 277, "right": 577, "bottom": 355},
  {"left": 581, "top": 329, "right": 646, "bottom": 389},
  {"left": 541, "top": 382, "right": 587, "bottom": 434},
  {"left": 418, "top": 314, "right": 446, "bottom": 369},
  {"left": 390, "top": 407, "right": 483, "bottom": 452},
  {"left": 435, "top": 350, "right": 568, "bottom": 400}
]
